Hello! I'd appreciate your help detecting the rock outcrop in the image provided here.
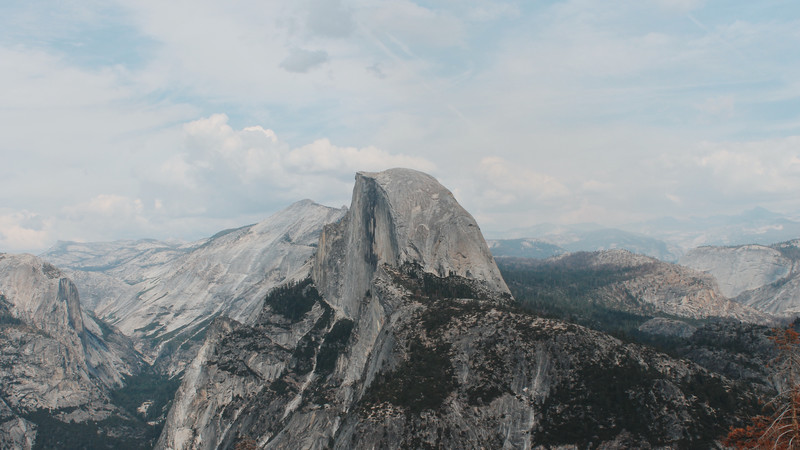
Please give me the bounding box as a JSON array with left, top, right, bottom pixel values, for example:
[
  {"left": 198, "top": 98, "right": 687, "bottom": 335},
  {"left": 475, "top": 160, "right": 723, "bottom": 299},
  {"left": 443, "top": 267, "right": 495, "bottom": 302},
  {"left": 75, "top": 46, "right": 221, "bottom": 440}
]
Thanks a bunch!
[
  {"left": 157, "top": 169, "right": 758, "bottom": 449},
  {"left": 681, "top": 241, "right": 800, "bottom": 316},
  {"left": 681, "top": 244, "right": 794, "bottom": 298},
  {"left": 0, "top": 253, "right": 144, "bottom": 447}
]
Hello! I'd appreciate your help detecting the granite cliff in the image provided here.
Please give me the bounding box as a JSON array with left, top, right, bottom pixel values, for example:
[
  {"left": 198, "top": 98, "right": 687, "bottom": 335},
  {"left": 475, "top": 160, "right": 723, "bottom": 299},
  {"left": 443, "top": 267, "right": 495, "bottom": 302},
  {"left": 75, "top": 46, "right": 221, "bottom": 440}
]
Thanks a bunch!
[
  {"left": 157, "top": 169, "right": 757, "bottom": 449},
  {"left": 44, "top": 200, "right": 347, "bottom": 374},
  {"left": 681, "top": 240, "right": 800, "bottom": 316},
  {"left": 0, "top": 253, "right": 144, "bottom": 448}
]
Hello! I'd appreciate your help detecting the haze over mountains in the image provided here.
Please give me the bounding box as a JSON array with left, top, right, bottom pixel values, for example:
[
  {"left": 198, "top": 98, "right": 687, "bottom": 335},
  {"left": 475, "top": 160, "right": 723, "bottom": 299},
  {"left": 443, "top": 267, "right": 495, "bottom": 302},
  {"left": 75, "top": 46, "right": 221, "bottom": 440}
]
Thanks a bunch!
[
  {"left": 487, "top": 207, "right": 800, "bottom": 262},
  {"left": 681, "top": 240, "right": 800, "bottom": 317},
  {"left": 1, "top": 168, "right": 798, "bottom": 448}
]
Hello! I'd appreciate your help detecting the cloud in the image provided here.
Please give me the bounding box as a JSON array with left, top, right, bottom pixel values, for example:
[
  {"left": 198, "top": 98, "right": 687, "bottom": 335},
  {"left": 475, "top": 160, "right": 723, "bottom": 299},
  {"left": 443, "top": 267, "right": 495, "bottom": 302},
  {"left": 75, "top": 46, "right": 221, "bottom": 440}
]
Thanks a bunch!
[
  {"left": 306, "top": 0, "right": 354, "bottom": 38},
  {"left": 478, "top": 157, "right": 570, "bottom": 201},
  {"left": 695, "top": 137, "right": 800, "bottom": 195},
  {"left": 652, "top": 0, "right": 705, "bottom": 12},
  {"left": 285, "top": 139, "right": 434, "bottom": 174},
  {"left": 364, "top": 1, "right": 467, "bottom": 49},
  {"left": 454, "top": 157, "right": 571, "bottom": 221},
  {"left": 696, "top": 95, "right": 735, "bottom": 117},
  {"left": 2, "top": 0, "right": 799, "bottom": 251},
  {"left": 1, "top": 109, "right": 436, "bottom": 252},
  {"left": 280, "top": 48, "right": 329, "bottom": 73},
  {"left": 63, "top": 195, "right": 145, "bottom": 220},
  {"left": 0, "top": 211, "right": 52, "bottom": 253},
  {"left": 146, "top": 113, "right": 436, "bottom": 217}
]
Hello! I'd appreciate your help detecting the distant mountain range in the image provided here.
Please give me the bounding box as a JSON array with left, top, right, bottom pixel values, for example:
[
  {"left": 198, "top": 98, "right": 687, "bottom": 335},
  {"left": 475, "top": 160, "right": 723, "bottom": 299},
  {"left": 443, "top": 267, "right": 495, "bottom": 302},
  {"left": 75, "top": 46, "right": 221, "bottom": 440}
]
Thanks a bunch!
[
  {"left": 3, "top": 169, "right": 795, "bottom": 448},
  {"left": 487, "top": 227, "right": 682, "bottom": 262},
  {"left": 42, "top": 200, "right": 346, "bottom": 375},
  {"left": 629, "top": 207, "right": 800, "bottom": 249},
  {"left": 487, "top": 207, "right": 800, "bottom": 262}
]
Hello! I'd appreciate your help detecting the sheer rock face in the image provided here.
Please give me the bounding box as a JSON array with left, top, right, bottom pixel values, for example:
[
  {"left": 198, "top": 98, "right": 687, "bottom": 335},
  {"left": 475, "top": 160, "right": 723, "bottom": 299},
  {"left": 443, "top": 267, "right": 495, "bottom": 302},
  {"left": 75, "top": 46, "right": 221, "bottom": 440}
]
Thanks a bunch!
[
  {"left": 157, "top": 169, "right": 755, "bottom": 450},
  {"left": 314, "top": 169, "right": 509, "bottom": 319},
  {"left": 681, "top": 244, "right": 794, "bottom": 298},
  {"left": 680, "top": 241, "right": 800, "bottom": 316},
  {"left": 0, "top": 254, "right": 144, "bottom": 447},
  {"left": 0, "top": 254, "right": 93, "bottom": 414},
  {"left": 0, "top": 254, "right": 84, "bottom": 340}
]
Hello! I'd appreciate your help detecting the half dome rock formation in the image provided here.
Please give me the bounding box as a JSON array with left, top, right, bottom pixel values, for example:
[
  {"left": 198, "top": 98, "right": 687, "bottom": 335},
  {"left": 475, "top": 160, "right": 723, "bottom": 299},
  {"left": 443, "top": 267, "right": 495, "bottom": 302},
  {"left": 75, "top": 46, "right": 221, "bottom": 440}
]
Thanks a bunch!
[
  {"left": 158, "top": 169, "right": 756, "bottom": 449},
  {"left": 313, "top": 168, "right": 509, "bottom": 320}
]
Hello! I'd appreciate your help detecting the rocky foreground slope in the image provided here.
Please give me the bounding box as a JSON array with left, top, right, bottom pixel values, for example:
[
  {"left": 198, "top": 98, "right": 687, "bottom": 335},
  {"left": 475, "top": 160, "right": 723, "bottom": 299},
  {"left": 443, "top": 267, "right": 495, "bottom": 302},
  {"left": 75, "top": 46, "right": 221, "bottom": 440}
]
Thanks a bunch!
[
  {"left": 0, "top": 253, "right": 144, "bottom": 448},
  {"left": 157, "top": 169, "right": 758, "bottom": 449}
]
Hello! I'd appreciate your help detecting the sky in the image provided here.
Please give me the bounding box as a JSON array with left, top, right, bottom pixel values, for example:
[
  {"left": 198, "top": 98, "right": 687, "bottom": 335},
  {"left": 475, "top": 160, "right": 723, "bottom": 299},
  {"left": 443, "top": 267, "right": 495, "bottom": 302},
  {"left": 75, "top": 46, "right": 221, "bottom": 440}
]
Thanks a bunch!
[{"left": 1, "top": 0, "right": 799, "bottom": 253}]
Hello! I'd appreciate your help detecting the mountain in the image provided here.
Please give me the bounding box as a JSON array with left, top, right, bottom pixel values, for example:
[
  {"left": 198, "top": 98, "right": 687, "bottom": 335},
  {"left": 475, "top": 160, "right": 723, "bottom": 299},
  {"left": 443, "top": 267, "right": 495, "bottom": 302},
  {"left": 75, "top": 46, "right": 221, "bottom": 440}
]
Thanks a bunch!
[
  {"left": 496, "top": 254, "right": 779, "bottom": 390},
  {"left": 43, "top": 200, "right": 347, "bottom": 374},
  {"left": 630, "top": 207, "right": 800, "bottom": 249},
  {"left": 489, "top": 207, "right": 800, "bottom": 260},
  {"left": 0, "top": 253, "right": 145, "bottom": 448},
  {"left": 498, "top": 250, "right": 768, "bottom": 323},
  {"left": 43, "top": 239, "right": 194, "bottom": 285},
  {"left": 487, "top": 225, "right": 681, "bottom": 262},
  {"left": 486, "top": 238, "right": 565, "bottom": 259},
  {"left": 42, "top": 239, "right": 195, "bottom": 312},
  {"left": 680, "top": 244, "right": 795, "bottom": 298},
  {"left": 680, "top": 240, "right": 800, "bottom": 316},
  {"left": 157, "top": 169, "right": 758, "bottom": 449}
]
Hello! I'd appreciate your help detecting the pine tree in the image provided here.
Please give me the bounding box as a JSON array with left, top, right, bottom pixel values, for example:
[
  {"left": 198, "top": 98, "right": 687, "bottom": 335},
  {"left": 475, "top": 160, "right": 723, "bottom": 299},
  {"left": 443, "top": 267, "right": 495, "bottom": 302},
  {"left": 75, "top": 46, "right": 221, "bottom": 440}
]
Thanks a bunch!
[{"left": 724, "top": 327, "right": 800, "bottom": 449}]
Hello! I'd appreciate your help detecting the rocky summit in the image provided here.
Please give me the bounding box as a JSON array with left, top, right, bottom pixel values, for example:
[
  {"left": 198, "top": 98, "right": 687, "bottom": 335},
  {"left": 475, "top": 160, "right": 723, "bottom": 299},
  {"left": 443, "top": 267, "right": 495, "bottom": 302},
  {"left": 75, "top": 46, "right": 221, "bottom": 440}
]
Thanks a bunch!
[{"left": 157, "top": 169, "right": 757, "bottom": 449}]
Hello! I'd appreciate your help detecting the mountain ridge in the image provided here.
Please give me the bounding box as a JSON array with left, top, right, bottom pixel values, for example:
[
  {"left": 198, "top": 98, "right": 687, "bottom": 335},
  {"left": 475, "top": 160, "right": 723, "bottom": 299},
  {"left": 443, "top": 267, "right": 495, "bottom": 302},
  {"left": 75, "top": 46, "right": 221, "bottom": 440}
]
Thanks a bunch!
[
  {"left": 0, "top": 253, "right": 145, "bottom": 447},
  {"left": 156, "top": 169, "right": 758, "bottom": 449},
  {"left": 41, "top": 200, "right": 347, "bottom": 374},
  {"left": 680, "top": 240, "right": 800, "bottom": 316}
]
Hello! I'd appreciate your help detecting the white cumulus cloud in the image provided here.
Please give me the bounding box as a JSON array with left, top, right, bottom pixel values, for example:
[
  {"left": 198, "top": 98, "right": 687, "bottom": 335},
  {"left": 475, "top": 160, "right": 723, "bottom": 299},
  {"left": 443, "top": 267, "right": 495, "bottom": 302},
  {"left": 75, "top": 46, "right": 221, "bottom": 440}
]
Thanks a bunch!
[
  {"left": 696, "top": 136, "right": 800, "bottom": 195},
  {"left": 0, "top": 211, "right": 53, "bottom": 253}
]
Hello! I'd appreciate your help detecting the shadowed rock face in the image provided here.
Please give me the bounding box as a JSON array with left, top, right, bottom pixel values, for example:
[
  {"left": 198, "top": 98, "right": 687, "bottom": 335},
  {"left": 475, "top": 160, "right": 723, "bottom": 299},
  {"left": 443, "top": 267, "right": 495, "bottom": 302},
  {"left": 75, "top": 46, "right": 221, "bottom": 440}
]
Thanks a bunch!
[
  {"left": 0, "top": 253, "right": 145, "bottom": 447},
  {"left": 157, "top": 169, "right": 758, "bottom": 450},
  {"left": 314, "top": 169, "right": 509, "bottom": 319}
]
